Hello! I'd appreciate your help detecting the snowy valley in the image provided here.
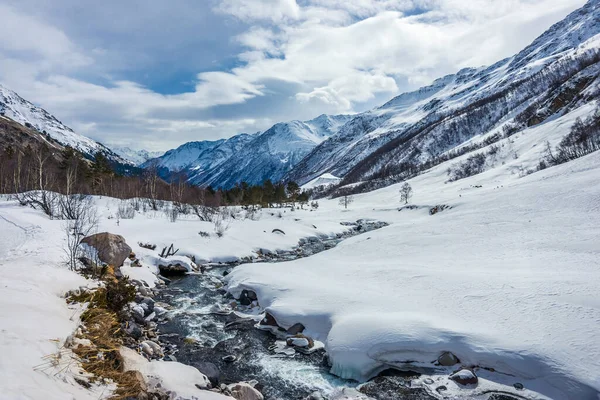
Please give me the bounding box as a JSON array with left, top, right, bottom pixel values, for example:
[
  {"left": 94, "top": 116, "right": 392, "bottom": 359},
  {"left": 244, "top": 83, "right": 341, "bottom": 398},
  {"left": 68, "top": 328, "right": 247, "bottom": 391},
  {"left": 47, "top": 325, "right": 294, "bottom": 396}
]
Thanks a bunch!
[{"left": 0, "top": 1, "right": 600, "bottom": 400}]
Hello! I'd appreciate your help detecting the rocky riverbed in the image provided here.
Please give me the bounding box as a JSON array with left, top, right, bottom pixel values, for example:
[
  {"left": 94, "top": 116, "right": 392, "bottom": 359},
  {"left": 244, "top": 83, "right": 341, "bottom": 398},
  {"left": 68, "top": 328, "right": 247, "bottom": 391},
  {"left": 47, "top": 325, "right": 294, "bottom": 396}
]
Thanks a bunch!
[{"left": 119, "top": 219, "right": 533, "bottom": 400}]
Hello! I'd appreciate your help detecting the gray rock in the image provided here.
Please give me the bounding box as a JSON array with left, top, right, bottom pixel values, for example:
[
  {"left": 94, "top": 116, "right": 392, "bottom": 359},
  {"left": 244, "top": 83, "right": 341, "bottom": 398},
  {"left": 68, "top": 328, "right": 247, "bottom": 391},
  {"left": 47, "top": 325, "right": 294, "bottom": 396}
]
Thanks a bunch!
[
  {"left": 158, "top": 263, "right": 188, "bottom": 275},
  {"left": 437, "top": 351, "right": 459, "bottom": 366},
  {"left": 80, "top": 232, "right": 132, "bottom": 267},
  {"left": 131, "top": 304, "right": 145, "bottom": 323},
  {"left": 228, "top": 382, "right": 264, "bottom": 400},
  {"left": 125, "top": 321, "right": 143, "bottom": 339},
  {"left": 193, "top": 362, "right": 220, "bottom": 387},
  {"left": 449, "top": 369, "right": 478, "bottom": 386},
  {"left": 140, "top": 297, "right": 155, "bottom": 315},
  {"left": 222, "top": 355, "right": 237, "bottom": 363},
  {"left": 286, "top": 323, "right": 305, "bottom": 335},
  {"left": 142, "top": 340, "right": 163, "bottom": 358},
  {"left": 489, "top": 395, "right": 520, "bottom": 400}
]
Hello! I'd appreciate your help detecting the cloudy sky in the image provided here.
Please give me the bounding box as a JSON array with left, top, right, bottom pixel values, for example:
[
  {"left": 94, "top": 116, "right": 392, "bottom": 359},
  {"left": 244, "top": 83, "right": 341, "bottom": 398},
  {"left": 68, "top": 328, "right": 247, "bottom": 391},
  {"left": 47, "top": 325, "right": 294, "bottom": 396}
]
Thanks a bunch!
[{"left": 0, "top": 0, "right": 586, "bottom": 151}]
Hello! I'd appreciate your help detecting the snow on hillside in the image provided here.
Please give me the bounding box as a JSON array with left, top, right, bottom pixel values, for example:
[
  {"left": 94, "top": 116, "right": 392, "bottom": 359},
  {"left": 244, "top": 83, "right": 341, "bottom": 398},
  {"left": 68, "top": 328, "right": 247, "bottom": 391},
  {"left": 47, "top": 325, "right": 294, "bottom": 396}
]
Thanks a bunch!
[
  {"left": 302, "top": 173, "right": 341, "bottom": 190},
  {"left": 286, "top": 0, "right": 600, "bottom": 186},
  {"left": 0, "top": 84, "right": 102, "bottom": 157},
  {"left": 226, "top": 104, "right": 600, "bottom": 400}
]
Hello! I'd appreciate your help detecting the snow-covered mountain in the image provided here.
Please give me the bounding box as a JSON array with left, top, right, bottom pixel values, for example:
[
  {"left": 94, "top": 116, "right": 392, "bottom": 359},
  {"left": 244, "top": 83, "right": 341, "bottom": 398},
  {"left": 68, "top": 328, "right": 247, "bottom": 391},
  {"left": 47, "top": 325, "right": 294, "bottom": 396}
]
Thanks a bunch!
[
  {"left": 0, "top": 83, "right": 129, "bottom": 165},
  {"left": 286, "top": 0, "right": 600, "bottom": 186},
  {"left": 111, "top": 147, "right": 164, "bottom": 166},
  {"left": 149, "top": 114, "right": 351, "bottom": 187},
  {"left": 146, "top": 0, "right": 600, "bottom": 190}
]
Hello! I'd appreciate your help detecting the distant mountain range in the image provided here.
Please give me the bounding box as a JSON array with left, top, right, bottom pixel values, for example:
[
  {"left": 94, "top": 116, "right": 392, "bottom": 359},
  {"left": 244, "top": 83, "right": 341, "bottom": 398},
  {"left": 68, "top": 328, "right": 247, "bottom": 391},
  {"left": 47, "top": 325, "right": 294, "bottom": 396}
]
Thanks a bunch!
[
  {"left": 146, "top": 114, "right": 352, "bottom": 187},
  {"left": 1, "top": 0, "right": 599, "bottom": 190},
  {"left": 111, "top": 147, "right": 164, "bottom": 166}
]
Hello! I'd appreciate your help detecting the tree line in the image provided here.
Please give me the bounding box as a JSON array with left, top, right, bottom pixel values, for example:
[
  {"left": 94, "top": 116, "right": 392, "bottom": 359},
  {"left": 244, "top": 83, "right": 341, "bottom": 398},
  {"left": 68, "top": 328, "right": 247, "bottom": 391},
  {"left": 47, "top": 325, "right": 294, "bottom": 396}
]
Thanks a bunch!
[{"left": 0, "top": 142, "right": 308, "bottom": 218}]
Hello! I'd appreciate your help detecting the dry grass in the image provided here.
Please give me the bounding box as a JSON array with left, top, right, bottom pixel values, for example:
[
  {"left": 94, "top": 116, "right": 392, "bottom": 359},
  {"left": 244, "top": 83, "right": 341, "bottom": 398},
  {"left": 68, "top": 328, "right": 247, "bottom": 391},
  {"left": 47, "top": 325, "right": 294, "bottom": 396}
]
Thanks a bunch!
[{"left": 68, "top": 281, "right": 145, "bottom": 399}]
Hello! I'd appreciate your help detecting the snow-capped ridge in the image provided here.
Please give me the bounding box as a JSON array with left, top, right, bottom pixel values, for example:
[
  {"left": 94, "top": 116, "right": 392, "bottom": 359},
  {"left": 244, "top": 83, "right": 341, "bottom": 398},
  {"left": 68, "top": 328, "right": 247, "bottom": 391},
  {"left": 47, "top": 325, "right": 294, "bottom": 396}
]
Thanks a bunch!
[
  {"left": 285, "top": 0, "right": 600, "bottom": 186},
  {"left": 0, "top": 83, "right": 129, "bottom": 165}
]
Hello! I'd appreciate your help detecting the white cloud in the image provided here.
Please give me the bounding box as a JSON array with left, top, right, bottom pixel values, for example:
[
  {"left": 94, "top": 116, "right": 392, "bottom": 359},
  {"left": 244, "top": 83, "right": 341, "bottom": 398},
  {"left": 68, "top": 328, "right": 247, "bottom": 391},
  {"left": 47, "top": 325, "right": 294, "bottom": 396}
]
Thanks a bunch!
[
  {"left": 0, "top": 0, "right": 587, "bottom": 150},
  {"left": 215, "top": 0, "right": 300, "bottom": 22},
  {"left": 0, "top": 4, "right": 90, "bottom": 67}
]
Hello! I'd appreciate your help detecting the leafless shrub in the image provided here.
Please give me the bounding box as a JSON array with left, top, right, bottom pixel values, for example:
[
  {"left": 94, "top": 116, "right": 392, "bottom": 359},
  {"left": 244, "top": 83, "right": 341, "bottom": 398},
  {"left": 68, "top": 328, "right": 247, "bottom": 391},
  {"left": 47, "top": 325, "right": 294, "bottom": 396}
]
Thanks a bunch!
[{"left": 117, "top": 201, "right": 135, "bottom": 219}]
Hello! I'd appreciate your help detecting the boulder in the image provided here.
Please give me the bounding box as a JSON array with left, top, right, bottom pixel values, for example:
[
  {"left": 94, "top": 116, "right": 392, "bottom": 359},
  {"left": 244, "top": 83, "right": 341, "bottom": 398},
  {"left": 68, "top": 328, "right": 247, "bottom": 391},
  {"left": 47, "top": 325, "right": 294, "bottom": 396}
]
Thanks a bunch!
[
  {"left": 158, "top": 263, "right": 188, "bottom": 275},
  {"left": 437, "top": 351, "right": 459, "bottom": 366},
  {"left": 449, "top": 369, "right": 478, "bottom": 386},
  {"left": 259, "top": 313, "right": 279, "bottom": 327},
  {"left": 228, "top": 382, "right": 264, "bottom": 400},
  {"left": 81, "top": 232, "right": 132, "bottom": 267},
  {"left": 240, "top": 289, "right": 258, "bottom": 304},
  {"left": 193, "top": 362, "right": 220, "bottom": 387}
]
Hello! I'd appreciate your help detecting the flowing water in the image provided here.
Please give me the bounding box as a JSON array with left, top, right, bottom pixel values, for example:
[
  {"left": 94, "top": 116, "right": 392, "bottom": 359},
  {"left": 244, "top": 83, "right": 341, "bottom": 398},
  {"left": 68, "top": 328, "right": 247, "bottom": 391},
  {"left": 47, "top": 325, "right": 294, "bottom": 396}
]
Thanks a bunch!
[{"left": 155, "top": 220, "right": 438, "bottom": 399}]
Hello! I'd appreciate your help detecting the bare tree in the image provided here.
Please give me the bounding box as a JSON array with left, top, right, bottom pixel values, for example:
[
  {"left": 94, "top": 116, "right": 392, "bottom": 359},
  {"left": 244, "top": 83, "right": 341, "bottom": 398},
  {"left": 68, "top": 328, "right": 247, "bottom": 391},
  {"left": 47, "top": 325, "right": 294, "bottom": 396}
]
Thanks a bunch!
[
  {"left": 143, "top": 160, "right": 160, "bottom": 211},
  {"left": 63, "top": 196, "right": 99, "bottom": 271},
  {"left": 338, "top": 195, "right": 354, "bottom": 209},
  {"left": 399, "top": 182, "right": 413, "bottom": 204}
]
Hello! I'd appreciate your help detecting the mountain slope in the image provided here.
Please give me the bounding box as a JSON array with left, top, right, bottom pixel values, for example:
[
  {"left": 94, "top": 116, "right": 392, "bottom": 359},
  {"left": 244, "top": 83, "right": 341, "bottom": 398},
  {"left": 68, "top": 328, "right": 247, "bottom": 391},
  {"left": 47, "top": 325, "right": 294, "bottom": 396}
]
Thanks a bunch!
[
  {"left": 0, "top": 83, "right": 131, "bottom": 166},
  {"left": 286, "top": 0, "right": 600, "bottom": 186}
]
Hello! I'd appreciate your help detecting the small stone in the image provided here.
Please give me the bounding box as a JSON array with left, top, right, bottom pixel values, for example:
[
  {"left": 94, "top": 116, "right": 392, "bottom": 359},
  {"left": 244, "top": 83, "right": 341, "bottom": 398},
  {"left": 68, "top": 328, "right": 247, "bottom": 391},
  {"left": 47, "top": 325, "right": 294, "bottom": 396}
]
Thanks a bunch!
[
  {"left": 140, "top": 341, "right": 153, "bottom": 356},
  {"left": 513, "top": 382, "right": 524, "bottom": 390},
  {"left": 131, "top": 305, "right": 145, "bottom": 323},
  {"left": 286, "top": 337, "right": 310, "bottom": 348},
  {"left": 437, "top": 351, "right": 460, "bottom": 366},
  {"left": 435, "top": 385, "right": 447, "bottom": 393},
  {"left": 140, "top": 297, "right": 155, "bottom": 314},
  {"left": 449, "top": 369, "right": 478, "bottom": 386},
  {"left": 259, "top": 313, "right": 279, "bottom": 327},
  {"left": 424, "top": 378, "right": 434, "bottom": 384},
  {"left": 124, "top": 321, "right": 143, "bottom": 339},
  {"left": 142, "top": 340, "right": 163, "bottom": 358},
  {"left": 228, "top": 382, "right": 264, "bottom": 400},
  {"left": 222, "top": 355, "right": 237, "bottom": 363},
  {"left": 286, "top": 323, "right": 305, "bottom": 335}
]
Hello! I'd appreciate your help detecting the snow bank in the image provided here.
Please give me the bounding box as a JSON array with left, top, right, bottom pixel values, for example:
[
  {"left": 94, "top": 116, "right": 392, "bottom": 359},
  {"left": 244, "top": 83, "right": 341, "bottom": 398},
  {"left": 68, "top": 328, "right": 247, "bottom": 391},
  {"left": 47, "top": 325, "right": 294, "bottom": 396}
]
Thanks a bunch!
[
  {"left": 94, "top": 200, "right": 351, "bottom": 266},
  {"left": 0, "top": 202, "right": 109, "bottom": 399},
  {"left": 120, "top": 347, "right": 232, "bottom": 399}
]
